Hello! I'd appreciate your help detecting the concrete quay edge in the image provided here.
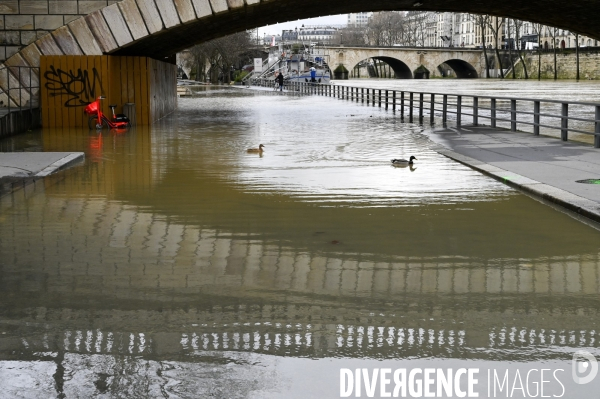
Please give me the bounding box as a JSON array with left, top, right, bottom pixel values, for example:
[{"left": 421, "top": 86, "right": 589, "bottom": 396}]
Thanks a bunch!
[
  {"left": 34, "top": 152, "right": 85, "bottom": 177},
  {"left": 431, "top": 145, "right": 600, "bottom": 224},
  {"left": 0, "top": 152, "right": 85, "bottom": 198}
]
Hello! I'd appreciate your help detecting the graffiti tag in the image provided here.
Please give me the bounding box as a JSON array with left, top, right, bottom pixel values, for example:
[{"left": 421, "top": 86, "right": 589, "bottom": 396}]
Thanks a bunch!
[{"left": 44, "top": 66, "right": 104, "bottom": 107}]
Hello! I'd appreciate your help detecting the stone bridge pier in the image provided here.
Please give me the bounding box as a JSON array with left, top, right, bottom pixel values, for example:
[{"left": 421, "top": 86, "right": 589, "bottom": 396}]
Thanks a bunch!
[{"left": 321, "top": 46, "right": 485, "bottom": 79}]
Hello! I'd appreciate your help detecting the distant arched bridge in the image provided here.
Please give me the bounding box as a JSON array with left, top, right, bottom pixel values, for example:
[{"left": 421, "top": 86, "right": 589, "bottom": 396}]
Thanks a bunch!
[{"left": 320, "top": 46, "right": 484, "bottom": 78}]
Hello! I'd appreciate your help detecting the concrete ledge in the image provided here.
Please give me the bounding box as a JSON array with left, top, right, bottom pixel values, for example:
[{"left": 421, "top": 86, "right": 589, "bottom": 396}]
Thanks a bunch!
[
  {"left": 433, "top": 145, "right": 600, "bottom": 224},
  {"left": 0, "top": 151, "right": 84, "bottom": 198},
  {"left": 34, "top": 152, "right": 84, "bottom": 177}
]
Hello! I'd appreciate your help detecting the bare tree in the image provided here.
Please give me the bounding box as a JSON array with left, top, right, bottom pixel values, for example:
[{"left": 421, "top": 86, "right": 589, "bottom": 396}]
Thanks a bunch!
[
  {"left": 549, "top": 26, "right": 558, "bottom": 80},
  {"left": 471, "top": 14, "right": 491, "bottom": 78},
  {"left": 486, "top": 16, "right": 505, "bottom": 78},
  {"left": 366, "top": 12, "right": 405, "bottom": 46},
  {"left": 336, "top": 26, "right": 368, "bottom": 46},
  {"left": 188, "top": 32, "right": 254, "bottom": 84},
  {"left": 511, "top": 18, "right": 528, "bottom": 79},
  {"left": 404, "top": 11, "right": 429, "bottom": 47},
  {"left": 531, "top": 23, "right": 544, "bottom": 80},
  {"left": 506, "top": 18, "right": 515, "bottom": 78},
  {"left": 574, "top": 32, "right": 580, "bottom": 81}
]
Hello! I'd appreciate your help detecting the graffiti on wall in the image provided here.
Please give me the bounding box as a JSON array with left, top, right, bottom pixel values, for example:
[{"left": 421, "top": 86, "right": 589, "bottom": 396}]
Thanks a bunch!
[{"left": 44, "top": 66, "right": 104, "bottom": 107}]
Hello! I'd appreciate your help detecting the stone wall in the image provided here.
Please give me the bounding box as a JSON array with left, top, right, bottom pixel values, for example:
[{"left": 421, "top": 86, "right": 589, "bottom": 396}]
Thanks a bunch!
[
  {"left": 0, "top": 0, "right": 118, "bottom": 61},
  {"left": 514, "top": 50, "right": 600, "bottom": 80}
]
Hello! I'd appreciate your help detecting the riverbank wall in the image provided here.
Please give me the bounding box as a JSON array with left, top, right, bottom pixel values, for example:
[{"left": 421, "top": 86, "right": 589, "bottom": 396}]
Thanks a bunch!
[{"left": 511, "top": 50, "right": 600, "bottom": 80}]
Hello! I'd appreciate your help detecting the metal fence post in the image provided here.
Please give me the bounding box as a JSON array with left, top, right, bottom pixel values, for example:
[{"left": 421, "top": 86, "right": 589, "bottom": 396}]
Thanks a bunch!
[
  {"left": 511, "top": 99, "right": 517, "bottom": 132},
  {"left": 361, "top": 88, "right": 364, "bottom": 103},
  {"left": 385, "top": 90, "right": 388, "bottom": 110},
  {"left": 392, "top": 91, "right": 396, "bottom": 112},
  {"left": 456, "top": 96, "right": 462, "bottom": 128},
  {"left": 561, "top": 103, "right": 568, "bottom": 141},
  {"left": 491, "top": 98, "right": 497, "bottom": 128},
  {"left": 430, "top": 93, "right": 435, "bottom": 124},
  {"left": 442, "top": 95, "right": 447, "bottom": 123},
  {"left": 409, "top": 92, "right": 414, "bottom": 122},
  {"left": 378, "top": 89, "right": 381, "bottom": 107},
  {"left": 401, "top": 92, "right": 405, "bottom": 119},
  {"left": 595, "top": 105, "right": 600, "bottom": 148},
  {"left": 473, "top": 96, "right": 478, "bottom": 126},
  {"left": 419, "top": 93, "right": 424, "bottom": 122},
  {"left": 533, "top": 101, "right": 540, "bottom": 135}
]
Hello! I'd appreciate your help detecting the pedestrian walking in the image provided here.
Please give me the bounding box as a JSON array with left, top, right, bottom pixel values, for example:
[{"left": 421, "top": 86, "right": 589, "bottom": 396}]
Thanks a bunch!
[{"left": 276, "top": 72, "right": 284, "bottom": 92}]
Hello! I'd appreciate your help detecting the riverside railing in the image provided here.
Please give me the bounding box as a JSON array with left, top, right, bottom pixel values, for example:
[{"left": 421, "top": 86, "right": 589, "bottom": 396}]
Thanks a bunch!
[
  {"left": 254, "top": 78, "right": 600, "bottom": 148},
  {"left": 0, "top": 64, "right": 41, "bottom": 136}
]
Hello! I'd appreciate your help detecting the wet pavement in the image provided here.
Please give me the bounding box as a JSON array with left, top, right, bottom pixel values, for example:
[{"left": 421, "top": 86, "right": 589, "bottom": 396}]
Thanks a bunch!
[{"left": 426, "top": 124, "right": 600, "bottom": 222}]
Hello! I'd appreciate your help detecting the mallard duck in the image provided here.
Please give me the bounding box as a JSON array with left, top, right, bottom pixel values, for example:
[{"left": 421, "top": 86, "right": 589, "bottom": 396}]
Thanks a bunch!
[
  {"left": 391, "top": 156, "right": 417, "bottom": 166},
  {"left": 247, "top": 144, "right": 265, "bottom": 153}
]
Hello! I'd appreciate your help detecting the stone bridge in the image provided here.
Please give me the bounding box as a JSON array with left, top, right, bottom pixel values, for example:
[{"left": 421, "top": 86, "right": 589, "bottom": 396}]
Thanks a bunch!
[
  {"left": 320, "top": 46, "right": 484, "bottom": 78},
  {"left": 2, "top": 0, "right": 600, "bottom": 109}
]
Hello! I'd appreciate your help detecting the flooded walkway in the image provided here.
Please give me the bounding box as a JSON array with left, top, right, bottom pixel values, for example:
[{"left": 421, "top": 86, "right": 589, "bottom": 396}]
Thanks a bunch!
[{"left": 1, "top": 87, "right": 600, "bottom": 397}]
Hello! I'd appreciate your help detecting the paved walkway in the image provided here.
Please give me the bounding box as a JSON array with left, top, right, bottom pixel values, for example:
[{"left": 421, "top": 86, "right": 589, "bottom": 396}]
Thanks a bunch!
[
  {"left": 425, "top": 125, "right": 600, "bottom": 223},
  {"left": 0, "top": 152, "right": 84, "bottom": 179}
]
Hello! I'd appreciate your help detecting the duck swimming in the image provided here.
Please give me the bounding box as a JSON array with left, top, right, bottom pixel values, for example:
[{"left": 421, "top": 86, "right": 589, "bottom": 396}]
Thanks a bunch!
[
  {"left": 247, "top": 144, "right": 265, "bottom": 153},
  {"left": 391, "top": 156, "right": 417, "bottom": 165}
]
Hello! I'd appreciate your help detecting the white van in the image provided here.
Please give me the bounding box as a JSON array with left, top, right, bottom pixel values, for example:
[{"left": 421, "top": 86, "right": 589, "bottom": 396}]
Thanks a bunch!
[{"left": 524, "top": 42, "right": 539, "bottom": 50}]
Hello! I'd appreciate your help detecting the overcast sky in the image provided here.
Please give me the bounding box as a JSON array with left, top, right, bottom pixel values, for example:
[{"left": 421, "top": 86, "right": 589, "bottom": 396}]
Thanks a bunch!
[{"left": 256, "top": 14, "right": 347, "bottom": 37}]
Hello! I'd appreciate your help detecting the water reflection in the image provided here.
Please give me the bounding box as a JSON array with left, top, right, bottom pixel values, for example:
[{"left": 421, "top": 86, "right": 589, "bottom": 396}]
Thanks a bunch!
[{"left": 1, "top": 89, "right": 600, "bottom": 396}]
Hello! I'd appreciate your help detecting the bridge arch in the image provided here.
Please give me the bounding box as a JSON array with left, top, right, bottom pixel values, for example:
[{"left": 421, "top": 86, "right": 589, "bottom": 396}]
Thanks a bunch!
[
  {"left": 438, "top": 59, "right": 479, "bottom": 78},
  {"left": 351, "top": 56, "right": 413, "bottom": 79},
  {"left": 3, "top": 0, "right": 600, "bottom": 65},
  {"left": 2, "top": 0, "right": 600, "bottom": 108}
]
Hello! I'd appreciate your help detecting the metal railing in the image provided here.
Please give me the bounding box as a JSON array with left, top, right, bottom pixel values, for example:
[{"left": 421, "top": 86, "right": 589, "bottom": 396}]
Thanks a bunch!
[
  {"left": 0, "top": 64, "right": 41, "bottom": 136},
  {"left": 253, "top": 78, "right": 600, "bottom": 148}
]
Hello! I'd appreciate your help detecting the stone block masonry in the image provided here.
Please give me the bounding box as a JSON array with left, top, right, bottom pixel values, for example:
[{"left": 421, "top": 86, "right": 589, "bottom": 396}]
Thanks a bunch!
[
  {"left": 0, "top": 0, "right": 119, "bottom": 61},
  {"left": 518, "top": 50, "right": 600, "bottom": 80}
]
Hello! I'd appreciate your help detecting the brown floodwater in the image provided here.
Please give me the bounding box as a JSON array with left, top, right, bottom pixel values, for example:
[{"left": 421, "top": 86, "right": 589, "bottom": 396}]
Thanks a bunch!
[{"left": 1, "top": 87, "right": 600, "bottom": 397}]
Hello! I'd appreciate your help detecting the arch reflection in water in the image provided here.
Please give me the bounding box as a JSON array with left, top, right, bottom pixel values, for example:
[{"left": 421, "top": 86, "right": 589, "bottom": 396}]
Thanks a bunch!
[{"left": 1, "top": 188, "right": 600, "bottom": 362}]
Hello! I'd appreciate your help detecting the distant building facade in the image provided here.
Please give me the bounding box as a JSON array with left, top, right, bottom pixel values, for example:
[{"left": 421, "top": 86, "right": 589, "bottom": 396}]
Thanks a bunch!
[
  {"left": 347, "top": 12, "right": 373, "bottom": 27},
  {"left": 401, "top": 12, "right": 598, "bottom": 50},
  {"left": 279, "top": 26, "right": 340, "bottom": 45}
]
